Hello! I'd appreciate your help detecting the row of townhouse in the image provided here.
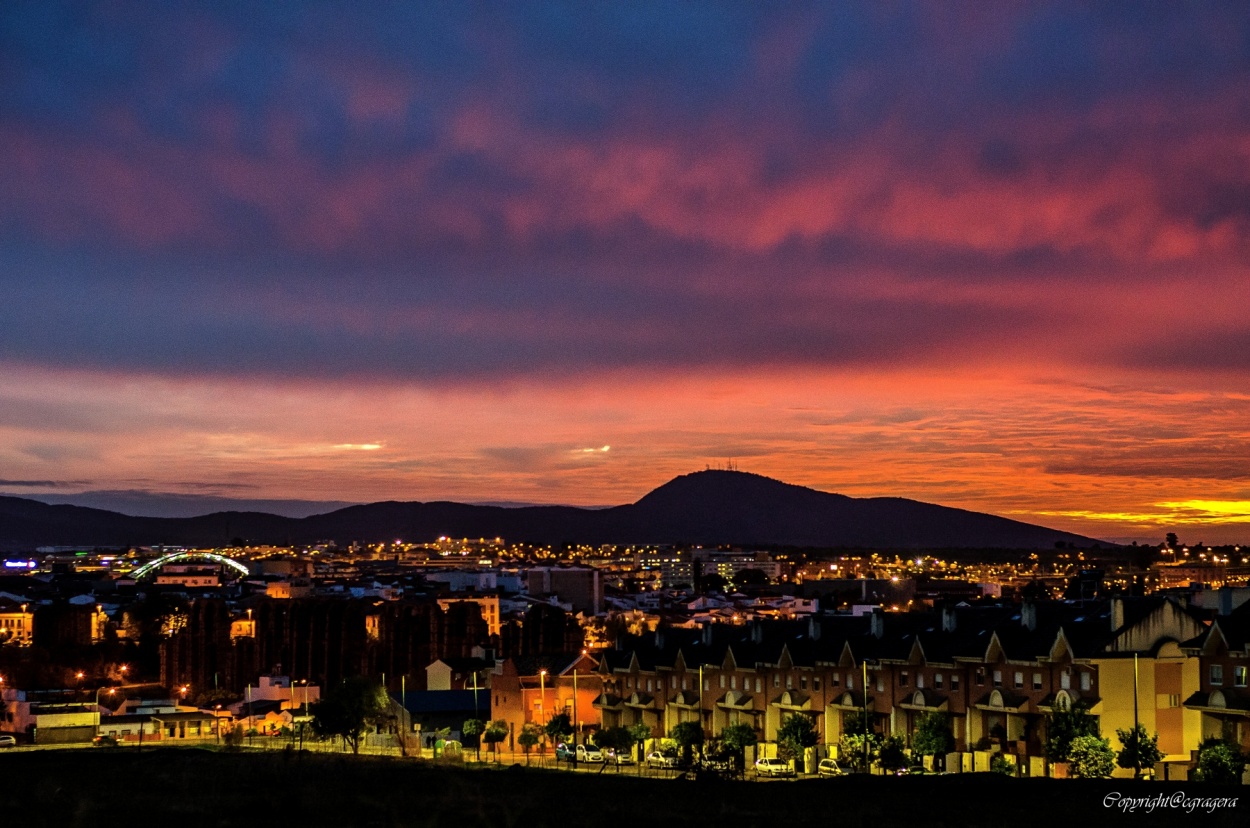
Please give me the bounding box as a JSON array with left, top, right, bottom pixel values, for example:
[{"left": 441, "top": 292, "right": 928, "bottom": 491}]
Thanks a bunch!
[
  {"left": 1183, "top": 597, "right": 1250, "bottom": 754},
  {"left": 580, "top": 597, "right": 1215, "bottom": 777}
]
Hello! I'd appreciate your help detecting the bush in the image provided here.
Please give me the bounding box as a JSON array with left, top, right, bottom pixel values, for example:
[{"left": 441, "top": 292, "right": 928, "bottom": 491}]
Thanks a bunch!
[
  {"left": 989, "top": 754, "right": 1015, "bottom": 776},
  {"left": 1068, "top": 735, "right": 1115, "bottom": 779},
  {"left": 1196, "top": 740, "right": 1247, "bottom": 784}
]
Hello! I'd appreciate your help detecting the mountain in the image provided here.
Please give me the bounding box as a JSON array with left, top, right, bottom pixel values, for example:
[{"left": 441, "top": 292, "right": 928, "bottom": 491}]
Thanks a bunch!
[{"left": 0, "top": 470, "right": 1101, "bottom": 550}]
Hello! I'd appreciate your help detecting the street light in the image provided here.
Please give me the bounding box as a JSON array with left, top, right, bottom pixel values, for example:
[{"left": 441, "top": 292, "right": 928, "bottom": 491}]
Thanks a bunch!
[{"left": 95, "top": 687, "right": 115, "bottom": 733}]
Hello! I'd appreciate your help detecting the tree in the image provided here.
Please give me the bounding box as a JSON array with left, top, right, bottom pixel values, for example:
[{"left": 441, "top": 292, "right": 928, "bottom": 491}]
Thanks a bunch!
[
  {"left": 517, "top": 723, "right": 541, "bottom": 765},
  {"left": 990, "top": 754, "right": 1015, "bottom": 775},
  {"left": 731, "top": 568, "right": 769, "bottom": 587},
  {"left": 720, "top": 722, "right": 758, "bottom": 771},
  {"left": 877, "top": 735, "right": 908, "bottom": 774},
  {"left": 483, "top": 720, "right": 509, "bottom": 761},
  {"left": 1043, "top": 697, "right": 1100, "bottom": 762},
  {"left": 1068, "top": 735, "right": 1115, "bottom": 779},
  {"left": 1115, "top": 724, "right": 1163, "bottom": 778},
  {"left": 1165, "top": 532, "right": 1179, "bottom": 549},
  {"left": 669, "top": 720, "right": 704, "bottom": 765},
  {"left": 1196, "top": 739, "right": 1247, "bottom": 784},
  {"left": 911, "top": 712, "right": 956, "bottom": 767},
  {"left": 545, "top": 712, "right": 572, "bottom": 746},
  {"left": 838, "top": 732, "right": 880, "bottom": 773},
  {"left": 309, "top": 676, "right": 388, "bottom": 755},
  {"left": 462, "top": 718, "right": 486, "bottom": 761},
  {"left": 776, "top": 713, "right": 819, "bottom": 772}
]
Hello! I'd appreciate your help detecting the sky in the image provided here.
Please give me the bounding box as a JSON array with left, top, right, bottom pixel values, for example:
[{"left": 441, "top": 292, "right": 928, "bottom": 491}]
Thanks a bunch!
[{"left": 3, "top": 3, "right": 1250, "bottom": 542}]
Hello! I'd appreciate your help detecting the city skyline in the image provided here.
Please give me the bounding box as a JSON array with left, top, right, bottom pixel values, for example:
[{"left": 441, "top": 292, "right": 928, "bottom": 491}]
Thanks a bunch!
[{"left": 4, "top": 4, "right": 1250, "bottom": 543}]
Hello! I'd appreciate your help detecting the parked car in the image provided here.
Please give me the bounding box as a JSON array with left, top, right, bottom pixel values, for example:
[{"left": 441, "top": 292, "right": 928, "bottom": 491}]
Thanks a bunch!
[
  {"left": 576, "top": 744, "right": 604, "bottom": 762},
  {"left": 605, "top": 748, "right": 635, "bottom": 765},
  {"left": 554, "top": 743, "right": 575, "bottom": 761},
  {"left": 0, "top": 735, "right": 16, "bottom": 748},
  {"left": 755, "top": 757, "right": 795, "bottom": 778},
  {"left": 698, "top": 755, "right": 732, "bottom": 772},
  {"left": 817, "top": 758, "right": 843, "bottom": 777},
  {"left": 646, "top": 751, "right": 680, "bottom": 769},
  {"left": 896, "top": 765, "right": 928, "bottom": 776},
  {"left": 92, "top": 735, "right": 118, "bottom": 748}
]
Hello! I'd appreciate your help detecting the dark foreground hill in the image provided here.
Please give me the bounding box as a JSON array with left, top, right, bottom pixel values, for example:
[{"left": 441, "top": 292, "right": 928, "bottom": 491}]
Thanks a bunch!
[
  {"left": 0, "top": 748, "right": 1242, "bottom": 828},
  {"left": 0, "top": 470, "right": 1100, "bottom": 550}
]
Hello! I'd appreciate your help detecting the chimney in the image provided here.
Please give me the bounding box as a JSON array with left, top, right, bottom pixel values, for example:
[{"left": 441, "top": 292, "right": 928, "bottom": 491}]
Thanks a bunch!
[
  {"left": 870, "top": 608, "right": 884, "bottom": 639},
  {"left": 1110, "top": 596, "right": 1125, "bottom": 631},
  {"left": 807, "top": 615, "right": 822, "bottom": 641},
  {"left": 941, "top": 605, "right": 957, "bottom": 633},
  {"left": 1021, "top": 600, "right": 1037, "bottom": 632}
]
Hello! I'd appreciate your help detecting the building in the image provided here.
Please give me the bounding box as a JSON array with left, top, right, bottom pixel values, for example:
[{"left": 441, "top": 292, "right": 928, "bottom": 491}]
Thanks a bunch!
[
  {"left": 437, "top": 596, "right": 501, "bottom": 636},
  {"left": 490, "top": 652, "right": 600, "bottom": 751},
  {"left": 0, "top": 600, "right": 33, "bottom": 645},
  {"left": 525, "top": 567, "right": 604, "bottom": 616},
  {"left": 426, "top": 657, "right": 493, "bottom": 692}
]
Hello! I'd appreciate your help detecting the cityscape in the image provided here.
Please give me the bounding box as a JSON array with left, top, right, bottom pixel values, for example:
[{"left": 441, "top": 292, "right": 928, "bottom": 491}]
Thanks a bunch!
[{"left": 3, "top": 2, "right": 1250, "bottom": 825}]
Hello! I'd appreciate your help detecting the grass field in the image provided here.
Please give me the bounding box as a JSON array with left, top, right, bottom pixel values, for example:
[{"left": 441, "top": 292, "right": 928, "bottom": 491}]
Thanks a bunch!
[{"left": 1, "top": 747, "right": 1245, "bottom": 828}]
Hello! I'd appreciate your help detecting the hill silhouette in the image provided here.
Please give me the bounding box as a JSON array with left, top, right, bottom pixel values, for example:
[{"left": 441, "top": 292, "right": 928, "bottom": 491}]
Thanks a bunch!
[{"left": 0, "top": 470, "right": 1099, "bottom": 550}]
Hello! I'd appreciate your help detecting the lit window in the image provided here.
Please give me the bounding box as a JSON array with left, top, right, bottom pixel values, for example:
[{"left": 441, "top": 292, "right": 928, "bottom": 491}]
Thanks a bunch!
[
  {"left": 1033, "top": 673, "right": 1042, "bottom": 691},
  {"left": 934, "top": 673, "right": 943, "bottom": 690},
  {"left": 1060, "top": 670, "right": 1071, "bottom": 690},
  {"left": 1210, "top": 665, "right": 1224, "bottom": 686},
  {"left": 1014, "top": 672, "right": 1023, "bottom": 690},
  {"left": 1236, "top": 666, "right": 1247, "bottom": 688},
  {"left": 755, "top": 678, "right": 762, "bottom": 693},
  {"left": 992, "top": 670, "right": 1002, "bottom": 688},
  {"left": 916, "top": 674, "right": 925, "bottom": 689},
  {"left": 1080, "top": 672, "right": 1091, "bottom": 692}
]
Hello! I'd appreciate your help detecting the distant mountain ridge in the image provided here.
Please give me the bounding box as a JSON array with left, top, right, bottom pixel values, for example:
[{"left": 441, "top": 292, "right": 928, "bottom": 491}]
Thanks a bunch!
[{"left": 0, "top": 470, "right": 1101, "bottom": 550}]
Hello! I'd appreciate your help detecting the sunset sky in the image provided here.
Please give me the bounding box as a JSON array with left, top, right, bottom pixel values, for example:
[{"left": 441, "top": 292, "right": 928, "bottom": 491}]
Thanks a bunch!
[{"left": 3, "top": 3, "right": 1250, "bottom": 542}]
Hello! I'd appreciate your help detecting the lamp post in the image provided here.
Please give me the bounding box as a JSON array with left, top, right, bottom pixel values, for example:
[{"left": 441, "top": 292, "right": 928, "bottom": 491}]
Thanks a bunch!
[
  {"left": 94, "top": 686, "right": 116, "bottom": 732},
  {"left": 861, "top": 659, "right": 870, "bottom": 774}
]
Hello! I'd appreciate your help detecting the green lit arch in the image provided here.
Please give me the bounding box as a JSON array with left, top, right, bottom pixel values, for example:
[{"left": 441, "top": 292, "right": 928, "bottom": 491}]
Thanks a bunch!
[{"left": 130, "top": 551, "right": 250, "bottom": 580}]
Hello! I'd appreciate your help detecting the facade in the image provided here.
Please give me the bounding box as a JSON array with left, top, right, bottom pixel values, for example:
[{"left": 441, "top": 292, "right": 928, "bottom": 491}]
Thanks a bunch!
[
  {"left": 490, "top": 652, "right": 600, "bottom": 750},
  {"left": 437, "top": 596, "right": 501, "bottom": 636},
  {"left": 525, "top": 567, "right": 604, "bottom": 616},
  {"left": 594, "top": 598, "right": 1210, "bottom": 777},
  {"left": 1182, "top": 598, "right": 1250, "bottom": 757}
]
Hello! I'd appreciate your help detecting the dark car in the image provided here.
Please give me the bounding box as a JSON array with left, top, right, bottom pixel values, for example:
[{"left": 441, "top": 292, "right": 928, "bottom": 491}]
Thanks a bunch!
[{"left": 92, "top": 735, "right": 119, "bottom": 748}]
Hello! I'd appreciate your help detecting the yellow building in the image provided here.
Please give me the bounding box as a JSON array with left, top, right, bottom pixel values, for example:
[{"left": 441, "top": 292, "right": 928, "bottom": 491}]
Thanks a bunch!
[{"left": 0, "top": 602, "right": 33, "bottom": 646}]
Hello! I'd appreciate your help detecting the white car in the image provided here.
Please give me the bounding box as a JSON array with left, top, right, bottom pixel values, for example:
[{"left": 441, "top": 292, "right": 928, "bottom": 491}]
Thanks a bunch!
[
  {"left": 575, "top": 744, "right": 604, "bottom": 762},
  {"left": 0, "top": 735, "right": 16, "bottom": 748},
  {"left": 646, "top": 751, "right": 680, "bottom": 768},
  {"left": 606, "top": 748, "right": 635, "bottom": 765},
  {"left": 755, "top": 757, "right": 795, "bottom": 777},
  {"left": 817, "top": 757, "right": 843, "bottom": 777}
]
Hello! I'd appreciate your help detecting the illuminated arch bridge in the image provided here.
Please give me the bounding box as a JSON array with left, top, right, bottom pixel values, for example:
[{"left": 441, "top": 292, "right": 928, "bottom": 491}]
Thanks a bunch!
[{"left": 130, "top": 551, "right": 251, "bottom": 580}]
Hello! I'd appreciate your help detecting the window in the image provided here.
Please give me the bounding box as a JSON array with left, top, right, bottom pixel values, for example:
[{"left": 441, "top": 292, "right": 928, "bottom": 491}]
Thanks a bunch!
[
  {"left": 1211, "top": 665, "right": 1224, "bottom": 686},
  {"left": 934, "top": 673, "right": 943, "bottom": 690},
  {"left": 876, "top": 677, "right": 884, "bottom": 693},
  {"left": 719, "top": 675, "right": 725, "bottom": 689},
  {"left": 1080, "top": 672, "right": 1091, "bottom": 692},
  {"left": 731, "top": 676, "right": 737, "bottom": 690},
  {"left": 681, "top": 677, "right": 687, "bottom": 691},
  {"left": 670, "top": 676, "right": 677, "bottom": 690},
  {"left": 975, "top": 669, "right": 985, "bottom": 687},
  {"left": 703, "top": 679, "right": 710, "bottom": 691},
  {"left": 899, "top": 671, "right": 910, "bottom": 687},
  {"left": 786, "top": 675, "right": 793, "bottom": 690},
  {"left": 1014, "top": 671, "right": 1023, "bottom": 690},
  {"left": 755, "top": 678, "right": 762, "bottom": 693},
  {"left": 1060, "top": 670, "right": 1071, "bottom": 690},
  {"left": 813, "top": 676, "right": 821, "bottom": 691},
  {"left": 773, "top": 675, "right": 780, "bottom": 688},
  {"left": 1235, "top": 666, "right": 1247, "bottom": 687},
  {"left": 951, "top": 675, "right": 959, "bottom": 691},
  {"left": 847, "top": 676, "right": 854, "bottom": 691},
  {"left": 800, "top": 676, "right": 808, "bottom": 690},
  {"left": 831, "top": 675, "right": 840, "bottom": 688},
  {"left": 992, "top": 670, "right": 1002, "bottom": 688},
  {"left": 646, "top": 679, "right": 653, "bottom": 692},
  {"left": 916, "top": 674, "right": 925, "bottom": 689},
  {"left": 1033, "top": 673, "right": 1042, "bottom": 691}
]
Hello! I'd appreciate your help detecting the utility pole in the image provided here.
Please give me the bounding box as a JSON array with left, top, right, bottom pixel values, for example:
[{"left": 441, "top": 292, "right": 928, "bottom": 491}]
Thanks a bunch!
[
  {"left": 862, "top": 659, "right": 869, "bottom": 774},
  {"left": 1133, "top": 653, "right": 1141, "bottom": 779}
]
